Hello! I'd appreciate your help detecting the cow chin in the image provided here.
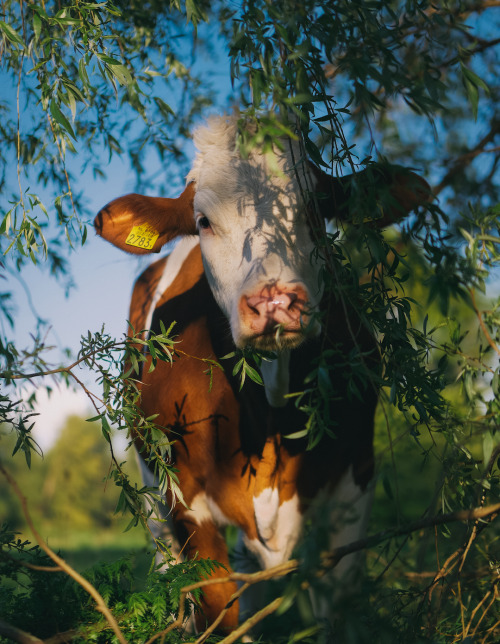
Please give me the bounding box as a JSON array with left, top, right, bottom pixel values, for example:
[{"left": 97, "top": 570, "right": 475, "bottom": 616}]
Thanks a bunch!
[{"left": 239, "top": 329, "right": 306, "bottom": 352}]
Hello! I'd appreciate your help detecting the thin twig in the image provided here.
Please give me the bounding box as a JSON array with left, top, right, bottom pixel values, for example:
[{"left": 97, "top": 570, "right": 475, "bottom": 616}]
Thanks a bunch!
[
  {"left": 214, "top": 596, "right": 284, "bottom": 644},
  {"left": 433, "top": 122, "right": 500, "bottom": 197},
  {"left": 469, "top": 288, "right": 500, "bottom": 357},
  {"left": 466, "top": 585, "right": 496, "bottom": 638},
  {"left": 16, "top": 52, "right": 26, "bottom": 215},
  {"left": 193, "top": 582, "right": 251, "bottom": 644},
  {"left": 427, "top": 547, "right": 463, "bottom": 603},
  {"left": 0, "top": 550, "right": 62, "bottom": 572},
  {"left": 0, "top": 341, "right": 122, "bottom": 380}
]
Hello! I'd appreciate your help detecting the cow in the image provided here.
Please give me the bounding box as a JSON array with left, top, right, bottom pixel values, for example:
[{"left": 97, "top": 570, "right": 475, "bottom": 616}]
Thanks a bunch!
[{"left": 94, "top": 115, "right": 429, "bottom": 637}]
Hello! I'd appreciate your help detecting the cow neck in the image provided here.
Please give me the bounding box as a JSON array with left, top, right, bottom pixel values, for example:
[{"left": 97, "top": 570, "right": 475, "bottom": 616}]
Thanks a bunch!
[
  {"left": 144, "top": 237, "right": 200, "bottom": 334},
  {"left": 260, "top": 351, "right": 291, "bottom": 408}
]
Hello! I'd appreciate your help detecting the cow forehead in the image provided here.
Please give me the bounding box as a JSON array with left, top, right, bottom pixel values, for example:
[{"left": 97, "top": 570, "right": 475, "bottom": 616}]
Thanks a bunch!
[{"left": 186, "top": 116, "right": 309, "bottom": 222}]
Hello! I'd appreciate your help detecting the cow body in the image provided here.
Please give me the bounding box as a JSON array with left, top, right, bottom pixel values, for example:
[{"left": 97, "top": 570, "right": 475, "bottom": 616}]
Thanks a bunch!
[
  {"left": 95, "top": 115, "right": 428, "bottom": 634},
  {"left": 129, "top": 236, "right": 377, "bottom": 631}
]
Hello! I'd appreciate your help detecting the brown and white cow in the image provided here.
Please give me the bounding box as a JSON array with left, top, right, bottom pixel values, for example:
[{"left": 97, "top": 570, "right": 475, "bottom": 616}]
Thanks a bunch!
[{"left": 94, "top": 115, "right": 428, "bottom": 636}]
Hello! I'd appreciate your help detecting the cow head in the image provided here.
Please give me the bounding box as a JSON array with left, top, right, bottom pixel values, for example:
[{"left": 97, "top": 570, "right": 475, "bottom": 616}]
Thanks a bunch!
[{"left": 95, "top": 115, "right": 429, "bottom": 351}]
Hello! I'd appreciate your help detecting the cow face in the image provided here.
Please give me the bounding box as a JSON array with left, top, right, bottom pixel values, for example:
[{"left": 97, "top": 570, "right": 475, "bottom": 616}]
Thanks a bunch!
[
  {"left": 185, "top": 117, "right": 323, "bottom": 350},
  {"left": 94, "top": 115, "right": 429, "bottom": 351}
]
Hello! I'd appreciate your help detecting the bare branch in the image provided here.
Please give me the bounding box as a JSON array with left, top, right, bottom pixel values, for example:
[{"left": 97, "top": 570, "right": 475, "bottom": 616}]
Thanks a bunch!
[
  {"left": 0, "top": 549, "right": 62, "bottom": 572},
  {"left": 214, "top": 596, "right": 285, "bottom": 644},
  {"left": 469, "top": 289, "right": 500, "bottom": 357},
  {"left": 434, "top": 122, "right": 500, "bottom": 196},
  {"left": 0, "top": 620, "right": 43, "bottom": 644}
]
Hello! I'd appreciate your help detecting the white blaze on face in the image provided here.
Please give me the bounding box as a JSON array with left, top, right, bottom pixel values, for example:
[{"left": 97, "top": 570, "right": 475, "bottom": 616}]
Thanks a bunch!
[{"left": 186, "top": 116, "right": 324, "bottom": 350}]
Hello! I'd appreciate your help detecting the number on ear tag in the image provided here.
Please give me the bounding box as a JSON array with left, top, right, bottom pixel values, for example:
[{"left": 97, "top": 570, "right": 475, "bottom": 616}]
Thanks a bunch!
[{"left": 125, "top": 224, "right": 160, "bottom": 250}]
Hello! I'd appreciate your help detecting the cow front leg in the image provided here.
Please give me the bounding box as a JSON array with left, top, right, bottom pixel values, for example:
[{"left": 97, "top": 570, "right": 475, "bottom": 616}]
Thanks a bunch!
[
  {"left": 309, "top": 467, "right": 374, "bottom": 631},
  {"left": 174, "top": 513, "right": 239, "bottom": 634}
]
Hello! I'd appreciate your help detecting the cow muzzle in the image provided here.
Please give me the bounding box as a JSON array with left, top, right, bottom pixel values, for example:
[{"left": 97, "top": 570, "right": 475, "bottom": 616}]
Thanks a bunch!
[{"left": 238, "top": 282, "right": 312, "bottom": 350}]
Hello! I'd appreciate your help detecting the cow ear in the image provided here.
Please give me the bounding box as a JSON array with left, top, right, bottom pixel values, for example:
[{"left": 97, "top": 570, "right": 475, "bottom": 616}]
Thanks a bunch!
[
  {"left": 94, "top": 182, "right": 196, "bottom": 254},
  {"left": 311, "top": 163, "right": 431, "bottom": 227}
]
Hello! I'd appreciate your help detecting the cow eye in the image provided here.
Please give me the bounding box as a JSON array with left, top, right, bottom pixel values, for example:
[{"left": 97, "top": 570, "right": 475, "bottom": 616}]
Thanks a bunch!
[{"left": 196, "top": 214, "right": 212, "bottom": 232}]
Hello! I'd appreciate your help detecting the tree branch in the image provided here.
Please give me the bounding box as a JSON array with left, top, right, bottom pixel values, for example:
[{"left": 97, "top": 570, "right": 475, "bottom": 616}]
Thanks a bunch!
[
  {"left": 434, "top": 122, "right": 500, "bottom": 196},
  {"left": 0, "top": 549, "right": 62, "bottom": 572},
  {"left": 214, "top": 596, "right": 285, "bottom": 644},
  {"left": 0, "top": 620, "right": 43, "bottom": 644}
]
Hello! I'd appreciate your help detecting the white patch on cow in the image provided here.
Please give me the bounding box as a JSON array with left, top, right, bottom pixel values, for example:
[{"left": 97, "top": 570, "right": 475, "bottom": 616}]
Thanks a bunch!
[
  {"left": 185, "top": 116, "right": 324, "bottom": 348},
  {"left": 311, "top": 466, "right": 374, "bottom": 623},
  {"left": 206, "top": 495, "right": 234, "bottom": 527},
  {"left": 328, "top": 466, "right": 373, "bottom": 580},
  {"left": 260, "top": 351, "right": 290, "bottom": 407},
  {"left": 143, "top": 235, "right": 200, "bottom": 334},
  {"left": 189, "top": 492, "right": 213, "bottom": 525},
  {"left": 189, "top": 492, "right": 234, "bottom": 528},
  {"left": 253, "top": 486, "right": 280, "bottom": 540},
  {"left": 247, "top": 490, "right": 302, "bottom": 569}
]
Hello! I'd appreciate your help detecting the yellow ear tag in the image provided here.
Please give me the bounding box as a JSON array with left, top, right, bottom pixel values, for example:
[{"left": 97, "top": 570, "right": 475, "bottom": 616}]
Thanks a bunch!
[{"left": 125, "top": 224, "right": 160, "bottom": 250}]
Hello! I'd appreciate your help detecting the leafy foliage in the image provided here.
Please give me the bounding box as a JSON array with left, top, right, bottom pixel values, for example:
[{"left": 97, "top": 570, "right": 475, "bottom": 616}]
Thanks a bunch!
[
  {"left": 0, "top": 525, "right": 83, "bottom": 638},
  {"left": 0, "top": 525, "right": 224, "bottom": 643},
  {"left": 0, "top": 0, "right": 499, "bottom": 642}
]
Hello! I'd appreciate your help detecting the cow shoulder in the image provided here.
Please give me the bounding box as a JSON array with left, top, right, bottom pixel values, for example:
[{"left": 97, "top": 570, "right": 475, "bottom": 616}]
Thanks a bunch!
[{"left": 128, "top": 237, "right": 201, "bottom": 338}]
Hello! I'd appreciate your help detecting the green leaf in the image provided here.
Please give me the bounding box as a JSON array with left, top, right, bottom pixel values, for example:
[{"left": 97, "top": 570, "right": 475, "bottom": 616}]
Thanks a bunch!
[
  {"left": 101, "top": 415, "right": 111, "bottom": 442},
  {"left": 290, "top": 625, "right": 322, "bottom": 642},
  {"left": 154, "top": 97, "right": 174, "bottom": 118},
  {"left": 243, "top": 362, "right": 263, "bottom": 385},
  {"left": 0, "top": 20, "right": 25, "bottom": 47},
  {"left": 0, "top": 210, "right": 11, "bottom": 235},
  {"left": 284, "top": 428, "right": 309, "bottom": 440},
  {"left": 108, "top": 63, "right": 133, "bottom": 86},
  {"left": 50, "top": 100, "right": 76, "bottom": 140},
  {"left": 96, "top": 54, "right": 123, "bottom": 66},
  {"left": 482, "top": 431, "right": 494, "bottom": 468},
  {"left": 78, "top": 58, "right": 91, "bottom": 89},
  {"left": 232, "top": 358, "right": 244, "bottom": 377},
  {"left": 461, "top": 63, "right": 489, "bottom": 120},
  {"left": 33, "top": 12, "right": 42, "bottom": 42}
]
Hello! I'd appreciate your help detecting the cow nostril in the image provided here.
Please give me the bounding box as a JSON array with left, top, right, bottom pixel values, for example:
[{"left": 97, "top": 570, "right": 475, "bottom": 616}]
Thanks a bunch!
[
  {"left": 287, "top": 292, "right": 298, "bottom": 309},
  {"left": 245, "top": 296, "right": 260, "bottom": 316}
]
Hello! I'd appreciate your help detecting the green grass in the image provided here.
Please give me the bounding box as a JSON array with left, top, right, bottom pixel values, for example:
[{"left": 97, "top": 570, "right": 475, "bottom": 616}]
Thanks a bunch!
[{"left": 6, "top": 522, "right": 153, "bottom": 582}]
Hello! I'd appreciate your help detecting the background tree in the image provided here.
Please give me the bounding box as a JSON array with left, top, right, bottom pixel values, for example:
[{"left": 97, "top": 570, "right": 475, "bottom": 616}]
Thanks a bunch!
[{"left": 1, "top": 1, "right": 499, "bottom": 642}]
